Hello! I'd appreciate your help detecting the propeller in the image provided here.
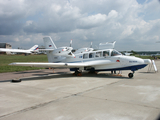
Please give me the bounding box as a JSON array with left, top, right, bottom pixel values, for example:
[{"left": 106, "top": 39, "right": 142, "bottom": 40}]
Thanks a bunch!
[{"left": 88, "top": 41, "right": 94, "bottom": 51}]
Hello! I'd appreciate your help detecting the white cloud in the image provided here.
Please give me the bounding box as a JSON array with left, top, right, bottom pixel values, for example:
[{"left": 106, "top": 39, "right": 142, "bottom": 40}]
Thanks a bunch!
[
  {"left": 25, "top": 21, "right": 33, "bottom": 26},
  {"left": 78, "top": 13, "right": 107, "bottom": 29},
  {"left": 0, "top": 0, "right": 160, "bottom": 51},
  {"left": 108, "top": 10, "right": 118, "bottom": 18},
  {"left": 51, "top": 4, "right": 61, "bottom": 12},
  {"left": 14, "top": 38, "right": 20, "bottom": 42}
]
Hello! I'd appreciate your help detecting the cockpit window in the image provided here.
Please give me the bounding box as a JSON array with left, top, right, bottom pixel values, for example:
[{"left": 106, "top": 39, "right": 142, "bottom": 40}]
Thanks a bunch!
[
  {"left": 89, "top": 53, "right": 94, "bottom": 58},
  {"left": 83, "top": 53, "right": 88, "bottom": 59},
  {"left": 95, "top": 52, "right": 102, "bottom": 57},
  {"left": 103, "top": 51, "right": 109, "bottom": 57},
  {"left": 111, "top": 50, "right": 122, "bottom": 56}
]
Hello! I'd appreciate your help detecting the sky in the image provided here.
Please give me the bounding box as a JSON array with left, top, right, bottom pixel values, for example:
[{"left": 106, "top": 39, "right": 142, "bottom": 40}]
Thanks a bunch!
[{"left": 0, "top": 0, "right": 160, "bottom": 51}]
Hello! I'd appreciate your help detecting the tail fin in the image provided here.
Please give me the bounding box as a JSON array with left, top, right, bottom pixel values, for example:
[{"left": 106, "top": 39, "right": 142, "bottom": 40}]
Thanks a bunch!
[
  {"left": 29, "top": 45, "right": 39, "bottom": 51},
  {"left": 43, "top": 36, "right": 57, "bottom": 50},
  {"left": 43, "top": 36, "right": 57, "bottom": 63}
]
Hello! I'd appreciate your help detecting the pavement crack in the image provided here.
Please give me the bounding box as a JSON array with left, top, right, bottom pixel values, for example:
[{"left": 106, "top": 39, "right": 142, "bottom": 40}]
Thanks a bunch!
[
  {"left": 0, "top": 81, "right": 115, "bottom": 119},
  {"left": 0, "top": 94, "right": 72, "bottom": 119}
]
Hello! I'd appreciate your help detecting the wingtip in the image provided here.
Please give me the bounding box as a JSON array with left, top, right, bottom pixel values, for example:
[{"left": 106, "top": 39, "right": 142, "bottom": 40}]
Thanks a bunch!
[{"left": 9, "top": 63, "right": 16, "bottom": 65}]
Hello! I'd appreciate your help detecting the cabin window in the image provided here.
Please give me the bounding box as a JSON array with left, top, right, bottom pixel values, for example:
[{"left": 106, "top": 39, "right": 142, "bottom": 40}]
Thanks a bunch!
[
  {"left": 95, "top": 52, "right": 102, "bottom": 57},
  {"left": 103, "top": 51, "right": 109, "bottom": 57},
  {"left": 111, "top": 50, "right": 122, "bottom": 56},
  {"left": 83, "top": 53, "right": 88, "bottom": 59},
  {"left": 89, "top": 53, "right": 94, "bottom": 58}
]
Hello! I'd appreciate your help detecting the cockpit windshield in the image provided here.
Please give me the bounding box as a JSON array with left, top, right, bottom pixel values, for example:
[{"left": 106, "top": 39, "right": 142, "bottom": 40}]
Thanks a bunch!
[{"left": 111, "top": 50, "right": 122, "bottom": 56}]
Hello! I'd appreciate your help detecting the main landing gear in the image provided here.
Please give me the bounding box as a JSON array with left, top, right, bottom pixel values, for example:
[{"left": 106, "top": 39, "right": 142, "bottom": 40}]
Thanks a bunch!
[
  {"left": 128, "top": 71, "right": 134, "bottom": 78},
  {"left": 73, "top": 70, "right": 82, "bottom": 76}
]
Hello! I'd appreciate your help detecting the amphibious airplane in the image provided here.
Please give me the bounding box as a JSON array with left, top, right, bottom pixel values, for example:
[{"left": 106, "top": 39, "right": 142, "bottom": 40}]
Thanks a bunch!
[
  {"left": 124, "top": 52, "right": 133, "bottom": 56},
  {"left": 0, "top": 45, "right": 39, "bottom": 54},
  {"left": 9, "top": 36, "right": 151, "bottom": 78}
]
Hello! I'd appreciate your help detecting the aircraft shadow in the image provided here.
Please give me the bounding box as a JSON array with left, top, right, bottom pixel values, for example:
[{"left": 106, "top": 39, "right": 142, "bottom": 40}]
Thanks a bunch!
[
  {"left": 14, "top": 70, "right": 51, "bottom": 74},
  {"left": 138, "top": 72, "right": 157, "bottom": 74},
  {"left": 0, "top": 72, "right": 129, "bottom": 83}
]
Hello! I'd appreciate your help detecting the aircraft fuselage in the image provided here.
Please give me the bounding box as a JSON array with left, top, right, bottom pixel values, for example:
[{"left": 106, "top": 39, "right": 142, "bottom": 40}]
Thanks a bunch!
[{"left": 53, "top": 49, "right": 151, "bottom": 72}]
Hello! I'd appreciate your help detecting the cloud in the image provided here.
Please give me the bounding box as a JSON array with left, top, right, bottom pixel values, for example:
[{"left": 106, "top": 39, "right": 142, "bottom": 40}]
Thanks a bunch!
[
  {"left": 0, "top": 0, "right": 160, "bottom": 51},
  {"left": 77, "top": 13, "right": 107, "bottom": 29}
]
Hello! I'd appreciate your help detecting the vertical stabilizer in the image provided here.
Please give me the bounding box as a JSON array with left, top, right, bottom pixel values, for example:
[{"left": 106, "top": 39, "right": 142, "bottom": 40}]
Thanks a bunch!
[
  {"left": 43, "top": 36, "right": 57, "bottom": 50},
  {"left": 43, "top": 36, "right": 57, "bottom": 63},
  {"left": 29, "top": 45, "right": 39, "bottom": 51}
]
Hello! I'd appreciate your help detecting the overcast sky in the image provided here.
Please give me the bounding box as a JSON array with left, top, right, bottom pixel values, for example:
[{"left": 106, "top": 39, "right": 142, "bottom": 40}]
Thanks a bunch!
[{"left": 0, "top": 0, "right": 160, "bottom": 51}]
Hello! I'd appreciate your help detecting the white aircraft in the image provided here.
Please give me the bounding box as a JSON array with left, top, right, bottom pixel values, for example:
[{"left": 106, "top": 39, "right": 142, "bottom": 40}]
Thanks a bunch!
[
  {"left": 0, "top": 45, "right": 39, "bottom": 54},
  {"left": 124, "top": 52, "right": 133, "bottom": 56},
  {"left": 9, "top": 36, "right": 151, "bottom": 78}
]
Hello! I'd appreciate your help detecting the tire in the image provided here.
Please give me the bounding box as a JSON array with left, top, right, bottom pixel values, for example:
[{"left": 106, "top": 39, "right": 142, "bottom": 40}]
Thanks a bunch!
[
  {"left": 75, "top": 71, "right": 79, "bottom": 76},
  {"left": 128, "top": 73, "right": 133, "bottom": 78}
]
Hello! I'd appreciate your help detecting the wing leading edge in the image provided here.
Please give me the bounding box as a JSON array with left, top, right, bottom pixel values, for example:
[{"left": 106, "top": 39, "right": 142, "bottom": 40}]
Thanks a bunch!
[{"left": 9, "top": 60, "right": 113, "bottom": 68}]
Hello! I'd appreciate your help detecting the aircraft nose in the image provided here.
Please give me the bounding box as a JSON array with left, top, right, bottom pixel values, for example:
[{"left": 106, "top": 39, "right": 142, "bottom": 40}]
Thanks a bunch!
[{"left": 143, "top": 59, "right": 151, "bottom": 64}]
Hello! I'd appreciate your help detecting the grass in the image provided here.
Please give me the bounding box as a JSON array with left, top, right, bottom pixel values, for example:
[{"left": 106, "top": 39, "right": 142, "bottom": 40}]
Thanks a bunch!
[
  {"left": 0, "top": 54, "right": 48, "bottom": 73},
  {"left": 135, "top": 55, "right": 160, "bottom": 60},
  {"left": 135, "top": 55, "right": 154, "bottom": 60}
]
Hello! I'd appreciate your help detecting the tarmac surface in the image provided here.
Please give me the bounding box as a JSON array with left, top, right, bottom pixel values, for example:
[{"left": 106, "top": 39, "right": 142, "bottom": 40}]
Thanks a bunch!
[{"left": 0, "top": 61, "right": 160, "bottom": 120}]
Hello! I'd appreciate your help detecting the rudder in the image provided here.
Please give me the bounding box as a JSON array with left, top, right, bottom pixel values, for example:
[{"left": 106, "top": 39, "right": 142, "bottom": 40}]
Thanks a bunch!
[{"left": 29, "top": 45, "right": 39, "bottom": 51}]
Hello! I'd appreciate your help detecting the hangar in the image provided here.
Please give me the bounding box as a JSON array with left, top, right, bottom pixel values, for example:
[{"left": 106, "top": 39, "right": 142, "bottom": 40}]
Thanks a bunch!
[{"left": 0, "top": 43, "right": 12, "bottom": 54}]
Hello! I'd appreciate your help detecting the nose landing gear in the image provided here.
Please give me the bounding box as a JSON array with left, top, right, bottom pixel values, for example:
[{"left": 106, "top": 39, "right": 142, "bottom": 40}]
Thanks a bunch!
[{"left": 128, "top": 71, "right": 134, "bottom": 78}]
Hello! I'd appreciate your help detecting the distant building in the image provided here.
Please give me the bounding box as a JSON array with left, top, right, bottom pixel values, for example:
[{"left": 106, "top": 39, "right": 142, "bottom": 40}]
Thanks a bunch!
[
  {"left": 0, "top": 43, "right": 12, "bottom": 54},
  {"left": 37, "top": 45, "right": 46, "bottom": 54}
]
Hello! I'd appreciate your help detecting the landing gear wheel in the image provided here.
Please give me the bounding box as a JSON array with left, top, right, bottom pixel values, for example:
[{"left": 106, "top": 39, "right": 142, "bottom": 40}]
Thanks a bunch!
[
  {"left": 128, "top": 73, "right": 133, "bottom": 78},
  {"left": 75, "top": 70, "right": 78, "bottom": 76},
  {"left": 74, "top": 70, "right": 82, "bottom": 76}
]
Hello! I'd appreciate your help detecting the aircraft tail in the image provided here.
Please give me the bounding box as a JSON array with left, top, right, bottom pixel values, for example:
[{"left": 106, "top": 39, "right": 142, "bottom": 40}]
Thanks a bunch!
[
  {"left": 43, "top": 36, "right": 57, "bottom": 50},
  {"left": 29, "top": 45, "right": 39, "bottom": 51},
  {"left": 43, "top": 36, "right": 57, "bottom": 63}
]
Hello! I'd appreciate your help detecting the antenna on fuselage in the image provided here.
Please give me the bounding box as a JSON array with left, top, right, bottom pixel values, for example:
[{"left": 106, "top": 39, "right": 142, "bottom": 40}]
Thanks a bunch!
[
  {"left": 70, "top": 39, "right": 72, "bottom": 47},
  {"left": 90, "top": 42, "right": 93, "bottom": 48}
]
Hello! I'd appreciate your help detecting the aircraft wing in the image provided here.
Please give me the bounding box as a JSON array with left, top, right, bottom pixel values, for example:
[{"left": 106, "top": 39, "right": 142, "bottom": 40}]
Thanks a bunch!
[
  {"left": 9, "top": 60, "right": 113, "bottom": 68},
  {"left": 0, "top": 48, "right": 31, "bottom": 53}
]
